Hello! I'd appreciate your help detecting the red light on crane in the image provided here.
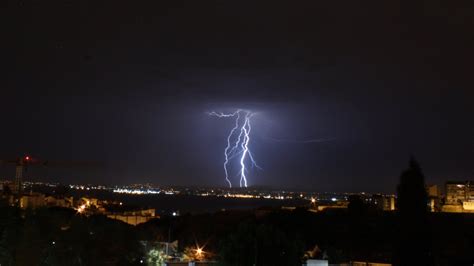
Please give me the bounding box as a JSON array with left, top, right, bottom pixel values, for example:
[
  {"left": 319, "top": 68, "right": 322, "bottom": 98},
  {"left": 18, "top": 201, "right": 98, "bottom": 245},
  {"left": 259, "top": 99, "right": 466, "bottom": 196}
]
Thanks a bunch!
[{"left": 25, "top": 156, "right": 30, "bottom": 161}]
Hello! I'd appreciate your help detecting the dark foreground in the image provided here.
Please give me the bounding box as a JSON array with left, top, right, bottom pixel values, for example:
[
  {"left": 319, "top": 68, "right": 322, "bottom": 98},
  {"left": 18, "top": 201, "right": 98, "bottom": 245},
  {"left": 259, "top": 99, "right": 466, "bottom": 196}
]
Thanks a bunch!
[{"left": 1, "top": 205, "right": 473, "bottom": 265}]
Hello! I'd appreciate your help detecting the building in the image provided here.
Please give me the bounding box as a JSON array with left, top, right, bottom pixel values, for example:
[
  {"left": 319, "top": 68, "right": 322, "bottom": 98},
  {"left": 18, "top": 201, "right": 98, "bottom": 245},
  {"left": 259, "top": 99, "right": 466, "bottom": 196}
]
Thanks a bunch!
[
  {"left": 467, "top": 182, "right": 474, "bottom": 201},
  {"left": 20, "top": 192, "right": 45, "bottom": 209},
  {"left": 303, "top": 260, "right": 329, "bottom": 266},
  {"left": 442, "top": 181, "right": 474, "bottom": 213},
  {"left": 107, "top": 208, "right": 158, "bottom": 226},
  {"left": 445, "top": 181, "right": 468, "bottom": 205},
  {"left": 425, "top": 185, "right": 440, "bottom": 212},
  {"left": 462, "top": 201, "right": 474, "bottom": 211},
  {"left": 426, "top": 184, "right": 439, "bottom": 197},
  {"left": 373, "top": 194, "right": 396, "bottom": 211},
  {"left": 12, "top": 164, "right": 23, "bottom": 195},
  {"left": 45, "top": 196, "right": 74, "bottom": 208},
  {"left": 445, "top": 181, "right": 474, "bottom": 205},
  {"left": 440, "top": 204, "right": 463, "bottom": 213}
]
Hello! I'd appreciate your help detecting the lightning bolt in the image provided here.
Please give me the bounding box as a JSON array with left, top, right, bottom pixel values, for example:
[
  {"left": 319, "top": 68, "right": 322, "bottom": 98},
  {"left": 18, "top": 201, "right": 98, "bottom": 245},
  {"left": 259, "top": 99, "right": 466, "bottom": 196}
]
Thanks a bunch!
[
  {"left": 208, "top": 110, "right": 260, "bottom": 188},
  {"left": 223, "top": 110, "right": 240, "bottom": 188}
]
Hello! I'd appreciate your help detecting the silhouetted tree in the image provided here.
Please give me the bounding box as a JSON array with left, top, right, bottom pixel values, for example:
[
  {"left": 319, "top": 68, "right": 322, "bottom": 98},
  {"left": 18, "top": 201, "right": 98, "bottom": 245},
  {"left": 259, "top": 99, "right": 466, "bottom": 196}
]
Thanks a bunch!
[
  {"left": 0, "top": 207, "right": 22, "bottom": 266},
  {"left": 394, "top": 157, "right": 433, "bottom": 266},
  {"left": 218, "top": 220, "right": 257, "bottom": 265},
  {"left": 53, "top": 184, "right": 69, "bottom": 197},
  {"left": 348, "top": 195, "right": 367, "bottom": 216},
  {"left": 2, "top": 184, "right": 12, "bottom": 195},
  {"left": 218, "top": 220, "right": 304, "bottom": 266}
]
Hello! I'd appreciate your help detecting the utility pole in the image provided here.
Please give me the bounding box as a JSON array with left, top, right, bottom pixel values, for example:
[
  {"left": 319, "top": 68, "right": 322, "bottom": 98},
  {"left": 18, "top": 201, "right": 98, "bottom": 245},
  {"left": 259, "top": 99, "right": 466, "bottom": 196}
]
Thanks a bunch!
[
  {"left": 14, "top": 162, "right": 24, "bottom": 195},
  {"left": 166, "top": 225, "right": 171, "bottom": 257}
]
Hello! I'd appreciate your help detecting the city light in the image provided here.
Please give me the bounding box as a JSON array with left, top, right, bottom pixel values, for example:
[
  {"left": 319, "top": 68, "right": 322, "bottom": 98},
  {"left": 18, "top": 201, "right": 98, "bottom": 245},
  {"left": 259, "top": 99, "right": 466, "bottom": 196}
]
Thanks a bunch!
[
  {"left": 76, "top": 204, "right": 86, "bottom": 214},
  {"left": 112, "top": 188, "right": 160, "bottom": 195},
  {"left": 194, "top": 245, "right": 205, "bottom": 261}
]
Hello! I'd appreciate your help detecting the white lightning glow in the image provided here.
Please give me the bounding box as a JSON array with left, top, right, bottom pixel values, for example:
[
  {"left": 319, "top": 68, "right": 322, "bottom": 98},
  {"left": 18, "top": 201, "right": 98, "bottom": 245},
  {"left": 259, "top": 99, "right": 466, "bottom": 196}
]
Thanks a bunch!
[
  {"left": 209, "top": 110, "right": 259, "bottom": 188},
  {"left": 223, "top": 110, "right": 241, "bottom": 187}
]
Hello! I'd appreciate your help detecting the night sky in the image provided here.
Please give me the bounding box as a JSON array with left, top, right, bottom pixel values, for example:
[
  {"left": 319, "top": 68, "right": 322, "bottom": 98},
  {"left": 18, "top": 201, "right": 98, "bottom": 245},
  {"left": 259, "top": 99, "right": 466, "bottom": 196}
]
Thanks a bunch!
[{"left": 3, "top": 0, "right": 474, "bottom": 192}]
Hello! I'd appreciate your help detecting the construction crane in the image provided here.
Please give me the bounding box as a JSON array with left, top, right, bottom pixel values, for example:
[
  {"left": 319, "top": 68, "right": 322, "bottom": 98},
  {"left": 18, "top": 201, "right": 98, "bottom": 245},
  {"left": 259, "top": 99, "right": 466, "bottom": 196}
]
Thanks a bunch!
[{"left": 0, "top": 155, "right": 100, "bottom": 196}]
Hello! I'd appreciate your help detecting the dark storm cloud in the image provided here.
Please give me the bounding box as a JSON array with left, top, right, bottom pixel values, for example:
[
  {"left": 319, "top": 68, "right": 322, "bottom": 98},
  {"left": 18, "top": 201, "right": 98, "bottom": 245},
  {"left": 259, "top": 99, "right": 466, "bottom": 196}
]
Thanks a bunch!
[{"left": 3, "top": 0, "right": 474, "bottom": 191}]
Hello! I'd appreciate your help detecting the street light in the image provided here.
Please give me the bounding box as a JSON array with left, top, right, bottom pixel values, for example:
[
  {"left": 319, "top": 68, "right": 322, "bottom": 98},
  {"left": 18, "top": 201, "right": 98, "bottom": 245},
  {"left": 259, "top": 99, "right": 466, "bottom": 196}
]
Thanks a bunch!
[{"left": 196, "top": 248, "right": 202, "bottom": 256}]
